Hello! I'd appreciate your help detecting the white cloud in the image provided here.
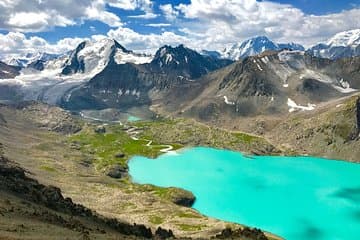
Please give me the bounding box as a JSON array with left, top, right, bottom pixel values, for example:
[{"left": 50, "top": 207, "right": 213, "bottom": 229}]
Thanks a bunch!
[
  {"left": 0, "top": 0, "right": 359, "bottom": 58},
  {"left": 128, "top": 12, "right": 158, "bottom": 19},
  {"left": 145, "top": 23, "right": 171, "bottom": 27},
  {"left": 0, "top": 32, "right": 88, "bottom": 60},
  {"left": 107, "top": 27, "right": 192, "bottom": 53},
  {"left": 0, "top": 0, "right": 158, "bottom": 32},
  {"left": 174, "top": 0, "right": 360, "bottom": 48},
  {"left": 85, "top": 1, "right": 122, "bottom": 27},
  {"left": 160, "top": 4, "right": 179, "bottom": 21}
]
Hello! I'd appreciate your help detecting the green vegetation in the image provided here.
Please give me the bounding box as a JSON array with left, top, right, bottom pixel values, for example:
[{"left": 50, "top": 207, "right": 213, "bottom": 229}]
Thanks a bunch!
[
  {"left": 68, "top": 125, "right": 180, "bottom": 170},
  {"left": 177, "top": 223, "right": 206, "bottom": 231},
  {"left": 134, "top": 118, "right": 277, "bottom": 154},
  {"left": 176, "top": 211, "right": 202, "bottom": 219},
  {"left": 149, "top": 215, "right": 165, "bottom": 225},
  {"left": 68, "top": 118, "right": 277, "bottom": 172},
  {"left": 39, "top": 165, "right": 57, "bottom": 172}
]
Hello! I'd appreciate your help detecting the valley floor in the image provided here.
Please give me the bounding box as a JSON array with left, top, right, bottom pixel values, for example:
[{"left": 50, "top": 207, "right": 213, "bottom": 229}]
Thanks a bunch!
[
  {"left": 0, "top": 103, "right": 281, "bottom": 240},
  {"left": 0, "top": 92, "right": 358, "bottom": 240}
]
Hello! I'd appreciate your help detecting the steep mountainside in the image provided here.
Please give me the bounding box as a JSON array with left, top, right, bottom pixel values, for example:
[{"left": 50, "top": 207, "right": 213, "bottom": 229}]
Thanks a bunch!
[
  {"left": 155, "top": 51, "right": 359, "bottom": 120},
  {"left": 268, "top": 94, "right": 360, "bottom": 162},
  {"left": 0, "top": 61, "right": 20, "bottom": 78},
  {"left": 308, "top": 29, "right": 360, "bottom": 59},
  {"left": 0, "top": 39, "right": 232, "bottom": 109},
  {"left": 148, "top": 45, "right": 232, "bottom": 79},
  {"left": 61, "top": 44, "right": 232, "bottom": 110}
]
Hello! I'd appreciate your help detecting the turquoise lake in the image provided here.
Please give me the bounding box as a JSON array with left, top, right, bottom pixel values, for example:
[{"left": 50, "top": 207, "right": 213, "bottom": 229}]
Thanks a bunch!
[{"left": 128, "top": 147, "right": 360, "bottom": 240}]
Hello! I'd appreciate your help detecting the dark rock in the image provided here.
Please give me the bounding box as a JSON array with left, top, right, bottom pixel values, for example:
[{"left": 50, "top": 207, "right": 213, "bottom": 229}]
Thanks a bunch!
[
  {"left": 214, "top": 227, "right": 268, "bottom": 240},
  {"left": 95, "top": 125, "right": 106, "bottom": 134},
  {"left": 115, "top": 153, "right": 125, "bottom": 158},
  {"left": 155, "top": 227, "right": 174, "bottom": 239},
  {"left": 107, "top": 164, "right": 128, "bottom": 179},
  {"left": 168, "top": 188, "right": 196, "bottom": 207},
  {"left": 0, "top": 113, "right": 6, "bottom": 125}
]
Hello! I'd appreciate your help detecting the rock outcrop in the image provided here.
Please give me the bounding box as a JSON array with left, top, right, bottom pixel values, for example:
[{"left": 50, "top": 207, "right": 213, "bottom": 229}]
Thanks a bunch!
[
  {"left": 167, "top": 187, "right": 196, "bottom": 207},
  {"left": 107, "top": 164, "right": 128, "bottom": 179},
  {"left": 214, "top": 227, "right": 268, "bottom": 240}
]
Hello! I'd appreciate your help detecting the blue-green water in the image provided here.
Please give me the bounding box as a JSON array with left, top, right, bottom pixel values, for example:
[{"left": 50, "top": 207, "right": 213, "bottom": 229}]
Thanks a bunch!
[
  {"left": 127, "top": 115, "right": 141, "bottom": 122},
  {"left": 129, "top": 147, "right": 360, "bottom": 240}
]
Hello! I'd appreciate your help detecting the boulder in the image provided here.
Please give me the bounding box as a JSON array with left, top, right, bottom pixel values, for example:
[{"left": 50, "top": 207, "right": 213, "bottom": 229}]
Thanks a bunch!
[
  {"left": 95, "top": 125, "right": 106, "bottom": 134},
  {"left": 115, "top": 153, "right": 125, "bottom": 158},
  {"left": 107, "top": 164, "right": 128, "bottom": 179},
  {"left": 168, "top": 188, "right": 196, "bottom": 207}
]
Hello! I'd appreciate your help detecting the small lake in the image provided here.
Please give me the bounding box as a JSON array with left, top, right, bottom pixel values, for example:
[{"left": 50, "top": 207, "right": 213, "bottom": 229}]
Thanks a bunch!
[{"left": 129, "top": 147, "right": 360, "bottom": 240}]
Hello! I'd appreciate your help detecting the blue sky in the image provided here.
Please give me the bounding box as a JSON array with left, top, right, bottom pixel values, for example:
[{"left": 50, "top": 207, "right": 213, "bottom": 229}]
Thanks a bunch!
[
  {"left": 27, "top": 0, "right": 359, "bottom": 43},
  {"left": 0, "top": 0, "right": 359, "bottom": 56}
]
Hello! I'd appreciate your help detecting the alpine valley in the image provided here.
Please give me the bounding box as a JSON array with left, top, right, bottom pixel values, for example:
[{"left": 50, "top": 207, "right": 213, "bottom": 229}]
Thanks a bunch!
[{"left": 0, "top": 28, "right": 360, "bottom": 240}]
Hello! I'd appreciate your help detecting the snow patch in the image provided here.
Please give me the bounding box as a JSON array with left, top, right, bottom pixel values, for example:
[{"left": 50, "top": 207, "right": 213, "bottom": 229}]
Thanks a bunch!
[
  {"left": 261, "top": 56, "right": 269, "bottom": 64},
  {"left": 165, "top": 54, "right": 173, "bottom": 64},
  {"left": 287, "top": 98, "right": 316, "bottom": 112},
  {"left": 114, "top": 50, "right": 152, "bottom": 64},
  {"left": 224, "top": 96, "right": 235, "bottom": 105},
  {"left": 253, "top": 59, "right": 263, "bottom": 71}
]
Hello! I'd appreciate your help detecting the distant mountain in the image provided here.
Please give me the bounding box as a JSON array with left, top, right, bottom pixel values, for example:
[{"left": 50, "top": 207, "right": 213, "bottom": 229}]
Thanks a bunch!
[
  {"left": 200, "top": 50, "right": 222, "bottom": 59},
  {"left": 61, "top": 38, "right": 152, "bottom": 76},
  {"left": 221, "top": 36, "right": 304, "bottom": 60},
  {"left": 5, "top": 52, "right": 60, "bottom": 68},
  {"left": 62, "top": 44, "right": 233, "bottom": 110},
  {"left": 0, "top": 61, "right": 21, "bottom": 79},
  {"left": 307, "top": 29, "right": 360, "bottom": 59},
  {"left": 148, "top": 44, "right": 232, "bottom": 79}
]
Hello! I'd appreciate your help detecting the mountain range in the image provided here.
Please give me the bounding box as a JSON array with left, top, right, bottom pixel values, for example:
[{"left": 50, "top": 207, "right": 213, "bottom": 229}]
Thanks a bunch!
[{"left": 0, "top": 29, "right": 359, "bottom": 121}]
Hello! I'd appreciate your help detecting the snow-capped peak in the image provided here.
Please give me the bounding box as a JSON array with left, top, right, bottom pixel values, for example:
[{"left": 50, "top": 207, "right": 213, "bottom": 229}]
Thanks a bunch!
[
  {"left": 326, "top": 29, "right": 360, "bottom": 47},
  {"left": 222, "top": 36, "right": 304, "bottom": 60},
  {"left": 61, "top": 38, "right": 152, "bottom": 75},
  {"left": 4, "top": 52, "right": 60, "bottom": 67}
]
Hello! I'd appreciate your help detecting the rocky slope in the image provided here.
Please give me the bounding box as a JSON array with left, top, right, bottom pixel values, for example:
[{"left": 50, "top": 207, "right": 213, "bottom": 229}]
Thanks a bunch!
[
  {"left": 61, "top": 44, "right": 232, "bottom": 111},
  {"left": 155, "top": 51, "right": 359, "bottom": 121},
  {"left": 268, "top": 94, "right": 360, "bottom": 162}
]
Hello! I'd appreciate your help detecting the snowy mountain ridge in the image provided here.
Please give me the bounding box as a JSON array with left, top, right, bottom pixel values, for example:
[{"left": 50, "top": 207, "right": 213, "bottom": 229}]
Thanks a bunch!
[{"left": 221, "top": 36, "right": 305, "bottom": 60}]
